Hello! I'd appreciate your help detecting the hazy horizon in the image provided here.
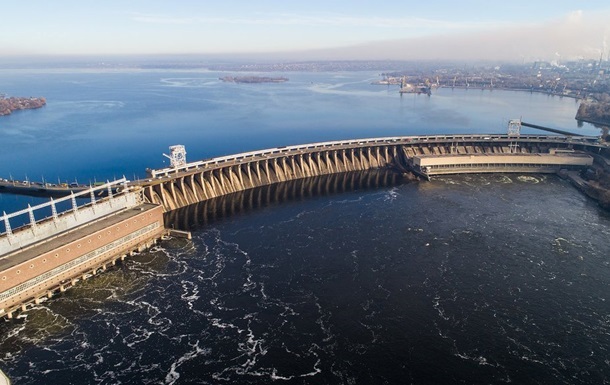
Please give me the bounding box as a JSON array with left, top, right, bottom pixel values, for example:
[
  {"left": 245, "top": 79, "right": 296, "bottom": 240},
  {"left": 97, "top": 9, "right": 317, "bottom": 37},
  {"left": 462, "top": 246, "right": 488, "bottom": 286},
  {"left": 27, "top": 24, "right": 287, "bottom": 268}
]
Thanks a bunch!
[{"left": 1, "top": 1, "right": 610, "bottom": 63}]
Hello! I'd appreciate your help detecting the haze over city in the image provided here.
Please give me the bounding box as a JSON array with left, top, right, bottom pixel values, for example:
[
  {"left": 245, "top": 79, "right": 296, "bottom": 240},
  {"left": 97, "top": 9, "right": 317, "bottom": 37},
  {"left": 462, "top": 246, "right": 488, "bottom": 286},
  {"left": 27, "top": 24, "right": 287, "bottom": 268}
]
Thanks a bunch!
[{"left": 2, "top": 0, "right": 610, "bottom": 62}]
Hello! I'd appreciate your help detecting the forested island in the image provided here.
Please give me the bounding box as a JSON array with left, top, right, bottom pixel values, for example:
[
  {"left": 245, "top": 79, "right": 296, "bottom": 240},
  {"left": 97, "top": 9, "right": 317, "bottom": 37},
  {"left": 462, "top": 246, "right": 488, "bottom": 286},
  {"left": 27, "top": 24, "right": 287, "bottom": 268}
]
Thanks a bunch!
[
  {"left": 219, "top": 76, "right": 288, "bottom": 84},
  {"left": 0, "top": 95, "right": 46, "bottom": 116}
]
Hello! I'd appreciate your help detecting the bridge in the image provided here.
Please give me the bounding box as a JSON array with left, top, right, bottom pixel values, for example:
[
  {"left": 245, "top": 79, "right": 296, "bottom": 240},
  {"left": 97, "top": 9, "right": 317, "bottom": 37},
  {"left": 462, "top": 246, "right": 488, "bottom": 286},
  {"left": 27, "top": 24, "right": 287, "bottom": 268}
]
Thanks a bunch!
[
  {"left": 135, "top": 134, "right": 604, "bottom": 212},
  {"left": 1, "top": 129, "right": 608, "bottom": 319}
]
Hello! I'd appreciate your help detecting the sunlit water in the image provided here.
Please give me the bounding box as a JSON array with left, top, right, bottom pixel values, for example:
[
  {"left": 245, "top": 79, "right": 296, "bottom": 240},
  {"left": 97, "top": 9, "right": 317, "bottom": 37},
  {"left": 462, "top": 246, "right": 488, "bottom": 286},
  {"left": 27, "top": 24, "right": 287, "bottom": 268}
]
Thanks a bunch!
[
  {"left": 0, "top": 70, "right": 608, "bottom": 384},
  {"left": 0, "top": 70, "right": 597, "bottom": 202}
]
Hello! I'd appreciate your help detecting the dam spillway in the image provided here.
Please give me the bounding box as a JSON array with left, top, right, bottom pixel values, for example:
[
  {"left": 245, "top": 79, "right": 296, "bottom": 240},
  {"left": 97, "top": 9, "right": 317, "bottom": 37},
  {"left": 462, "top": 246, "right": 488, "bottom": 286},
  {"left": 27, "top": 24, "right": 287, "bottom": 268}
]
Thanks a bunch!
[
  {"left": 137, "top": 134, "right": 604, "bottom": 212},
  {"left": 163, "top": 169, "right": 405, "bottom": 230}
]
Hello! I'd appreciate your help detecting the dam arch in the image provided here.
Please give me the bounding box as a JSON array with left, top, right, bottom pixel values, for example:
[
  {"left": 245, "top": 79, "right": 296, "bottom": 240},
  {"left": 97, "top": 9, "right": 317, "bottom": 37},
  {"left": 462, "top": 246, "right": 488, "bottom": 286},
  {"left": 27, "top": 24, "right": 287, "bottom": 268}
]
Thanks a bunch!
[
  {"left": 135, "top": 134, "right": 605, "bottom": 212},
  {"left": 163, "top": 169, "right": 407, "bottom": 231}
]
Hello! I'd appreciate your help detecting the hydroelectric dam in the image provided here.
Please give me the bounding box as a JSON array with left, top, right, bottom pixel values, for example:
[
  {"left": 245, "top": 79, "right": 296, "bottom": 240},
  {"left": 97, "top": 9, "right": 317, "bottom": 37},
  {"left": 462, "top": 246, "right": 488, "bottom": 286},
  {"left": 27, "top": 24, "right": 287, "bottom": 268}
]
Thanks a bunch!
[
  {"left": 1, "top": 130, "right": 608, "bottom": 320},
  {"left": 137, "top": 133, "right": 601, "bottom": 212}
]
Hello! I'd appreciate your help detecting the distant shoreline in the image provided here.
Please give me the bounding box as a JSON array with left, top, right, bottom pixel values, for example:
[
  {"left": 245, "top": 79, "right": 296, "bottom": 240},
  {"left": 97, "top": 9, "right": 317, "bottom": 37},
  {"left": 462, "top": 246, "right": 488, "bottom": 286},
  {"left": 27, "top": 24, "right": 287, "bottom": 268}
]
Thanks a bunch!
[{"left": 436, "top": 85, "right": 582, "bottom": 100}]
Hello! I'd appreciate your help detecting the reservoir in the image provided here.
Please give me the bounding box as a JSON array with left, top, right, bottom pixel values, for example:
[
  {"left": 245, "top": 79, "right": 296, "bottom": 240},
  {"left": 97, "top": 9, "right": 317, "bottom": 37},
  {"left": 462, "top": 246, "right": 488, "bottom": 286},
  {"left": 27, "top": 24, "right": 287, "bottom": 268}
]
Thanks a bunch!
[{"left": 0, "top": 70, "right": 608, "bottom": 384}]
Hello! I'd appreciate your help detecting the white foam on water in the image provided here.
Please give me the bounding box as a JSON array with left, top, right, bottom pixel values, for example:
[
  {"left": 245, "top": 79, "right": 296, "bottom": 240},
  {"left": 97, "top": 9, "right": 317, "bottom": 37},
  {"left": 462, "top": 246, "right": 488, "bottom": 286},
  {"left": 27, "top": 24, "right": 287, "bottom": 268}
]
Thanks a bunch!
[
  {"left": 55, "top": 100, "right": 126, "bottom": 109},
  {"left": 496, "top": 175, "right": 514, "bottom": 184},
  {"left": 180, "top": 280, "right": 200, "bottom": 311},
  {"left": 382, "top": 187, "right": 399, "bottom": 202},
  {"left": 160, "top": 78, "right": 219, "bottom": 88},
  {"left": 517, "top": 175, "right": 540, "bottom": 184},
  {"left": 270, "top": 357, "right": 322, "bottom": 381},
  {"left": 164, "top": 340, "right": 210, "bottom": 385},
  {"left": 308, "top": 81, "right": 388, "bottom": 97},
  {"left": 455, "top": 352, "right": 497, "bottom": 367}
]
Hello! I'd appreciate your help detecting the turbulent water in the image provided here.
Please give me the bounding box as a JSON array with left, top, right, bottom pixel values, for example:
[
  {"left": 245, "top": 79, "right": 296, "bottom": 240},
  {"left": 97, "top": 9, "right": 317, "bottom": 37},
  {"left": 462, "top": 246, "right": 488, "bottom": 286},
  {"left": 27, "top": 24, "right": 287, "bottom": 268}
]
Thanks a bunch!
[
  {"left": 0, "top": 70, "right": 609, "bottom": 384},
  {"left": 1, "top": 172, "right": 609, "bottom": 384}
]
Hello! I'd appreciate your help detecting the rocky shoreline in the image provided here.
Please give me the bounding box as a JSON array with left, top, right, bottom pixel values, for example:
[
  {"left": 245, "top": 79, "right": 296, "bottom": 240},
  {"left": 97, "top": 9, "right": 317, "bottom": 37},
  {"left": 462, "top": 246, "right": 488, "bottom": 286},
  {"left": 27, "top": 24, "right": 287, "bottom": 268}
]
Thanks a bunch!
[
  {"left": 0, "top": 96, "right": 46, "bottom": 116},
  {"left": 560, "top": 152, "right": 610, "bottom": 211}
]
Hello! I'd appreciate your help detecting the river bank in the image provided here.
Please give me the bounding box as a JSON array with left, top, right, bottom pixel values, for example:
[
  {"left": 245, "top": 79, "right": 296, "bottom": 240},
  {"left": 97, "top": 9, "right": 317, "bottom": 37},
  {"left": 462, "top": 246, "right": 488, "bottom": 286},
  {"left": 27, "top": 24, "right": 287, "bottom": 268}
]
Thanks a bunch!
[
  {"left": 575, "top": 99, "right": 610, "bottom": 130},
  {"left": 436, "top": 85, "right": 583, "bottom": 100}
]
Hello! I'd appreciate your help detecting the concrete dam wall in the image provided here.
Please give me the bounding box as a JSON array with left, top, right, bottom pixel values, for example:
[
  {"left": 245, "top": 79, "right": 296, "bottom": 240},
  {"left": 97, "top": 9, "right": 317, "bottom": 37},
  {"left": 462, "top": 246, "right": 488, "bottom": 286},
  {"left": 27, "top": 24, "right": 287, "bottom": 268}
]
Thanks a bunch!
[
  {"left": 143, "top": 144, "right": 400, "bottom": 211},
  {"left": 164, "top": 169, "right": 405, "bottom": 230},
  {"left": 140, "top": 135, "right": 605, "bottom": 212}
]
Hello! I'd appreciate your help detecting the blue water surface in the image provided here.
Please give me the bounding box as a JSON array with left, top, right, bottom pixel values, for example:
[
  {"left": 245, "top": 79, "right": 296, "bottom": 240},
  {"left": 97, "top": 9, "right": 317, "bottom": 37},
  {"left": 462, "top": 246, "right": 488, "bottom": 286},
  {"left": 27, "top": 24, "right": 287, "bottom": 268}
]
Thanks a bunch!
[
  {"left": 1, "top": 70, "right": 609, "bottom": 385},
  {"left": 0, "top": 70, "right": 596, "bottom": 179},
  {"left": 0, "top": 69, "right": 599, "bottom": 219}
]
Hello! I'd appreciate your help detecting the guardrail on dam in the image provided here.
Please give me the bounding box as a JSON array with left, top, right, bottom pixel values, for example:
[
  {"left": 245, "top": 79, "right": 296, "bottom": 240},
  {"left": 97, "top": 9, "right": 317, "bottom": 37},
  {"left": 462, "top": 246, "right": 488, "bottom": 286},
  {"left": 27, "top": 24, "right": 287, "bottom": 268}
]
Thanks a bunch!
[
  {"left": 138, "top": 134, "right": 605, "bottom": 212},
  {"left": 0, "top": 180, "right": 166, "bottom": 319}
]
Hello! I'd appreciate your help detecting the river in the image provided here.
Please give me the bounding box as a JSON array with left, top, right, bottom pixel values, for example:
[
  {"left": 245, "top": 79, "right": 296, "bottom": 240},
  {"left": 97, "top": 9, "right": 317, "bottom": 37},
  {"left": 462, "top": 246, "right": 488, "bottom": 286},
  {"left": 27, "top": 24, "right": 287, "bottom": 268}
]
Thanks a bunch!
[{"left": 0, "top": 70, "right": 608, "bottom": 384}]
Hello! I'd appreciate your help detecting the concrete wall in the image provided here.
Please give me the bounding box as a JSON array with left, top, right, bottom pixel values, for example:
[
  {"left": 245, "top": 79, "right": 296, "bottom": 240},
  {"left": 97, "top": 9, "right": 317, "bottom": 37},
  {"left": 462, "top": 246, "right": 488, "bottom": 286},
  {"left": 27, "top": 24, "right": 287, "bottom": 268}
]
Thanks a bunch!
[{"left": 0, "top": 204, "right": 165, "bottom": 316}]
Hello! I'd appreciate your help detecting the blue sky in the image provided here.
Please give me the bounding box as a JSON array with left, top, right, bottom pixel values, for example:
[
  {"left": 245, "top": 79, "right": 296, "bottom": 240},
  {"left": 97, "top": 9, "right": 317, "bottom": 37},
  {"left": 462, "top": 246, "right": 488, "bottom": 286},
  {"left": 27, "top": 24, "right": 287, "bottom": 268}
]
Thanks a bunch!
[{"left": 1, "top": 0, "right": 610, "bottom": 61}]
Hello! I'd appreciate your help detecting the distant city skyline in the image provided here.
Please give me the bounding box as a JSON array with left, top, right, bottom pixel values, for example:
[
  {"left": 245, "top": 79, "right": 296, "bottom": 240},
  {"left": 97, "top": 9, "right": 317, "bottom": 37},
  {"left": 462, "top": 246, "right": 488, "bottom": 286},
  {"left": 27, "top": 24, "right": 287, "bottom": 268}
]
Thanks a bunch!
[{"left": 2, "top": 0, "right": 610, "bottom": 62}]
